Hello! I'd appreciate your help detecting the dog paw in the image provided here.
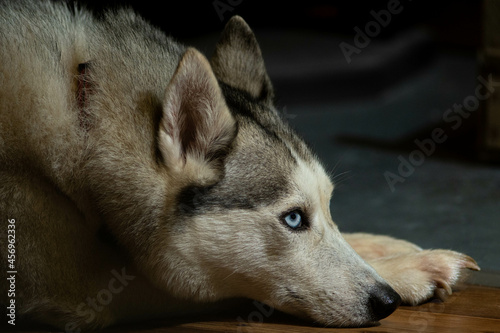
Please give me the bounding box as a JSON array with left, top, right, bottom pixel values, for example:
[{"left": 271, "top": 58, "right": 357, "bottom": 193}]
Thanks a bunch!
[{"left": 371, "top": 250, "right": 480, "bottom": 305}]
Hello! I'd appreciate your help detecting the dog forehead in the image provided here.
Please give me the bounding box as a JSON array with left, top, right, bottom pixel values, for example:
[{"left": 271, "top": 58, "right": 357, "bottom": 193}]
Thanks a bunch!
[
  {"left": 175, "top": 115, "right": 331, "bottom": 218},
  {"left": 294, "top": 157, "right": 333, "bottom": 201},
  {"left": 226, "top": 118, "right": 332, "bottom": 205},
  {"left": 219, "top": 121, "right": 297, "bottom": 204}
]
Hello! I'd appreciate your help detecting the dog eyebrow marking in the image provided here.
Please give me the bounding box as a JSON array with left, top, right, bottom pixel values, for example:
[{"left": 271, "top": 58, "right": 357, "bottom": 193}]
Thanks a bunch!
[{"left": 219, "top": 82, "right": 300, "bottom": 164}]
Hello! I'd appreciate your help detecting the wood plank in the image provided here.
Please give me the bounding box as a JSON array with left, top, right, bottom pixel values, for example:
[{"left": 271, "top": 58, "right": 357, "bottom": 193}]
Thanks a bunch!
[
  {"left": 107, "top": 309, "right": 500, "bottom": 333},
  {"left": 161, "top": 310, "right": 500, "bottom": 333},
  {"left": 6, "top": 285, "right": 500, "bottom": 332},
  {"left": 98, "top": 285, "right": 500, "bottom": 333},
  {"left": 399, "top": 284, "right": 500, "bottom": 320},
  {"left": 373, "top": 309, "right": 500, "bottom": 333}
]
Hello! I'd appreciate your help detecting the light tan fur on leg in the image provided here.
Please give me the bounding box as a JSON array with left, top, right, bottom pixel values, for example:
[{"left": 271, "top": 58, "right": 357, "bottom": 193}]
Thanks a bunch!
[
  {"left": 344, "top": 233, "right": 480, "bottom": 305},
  {"left": 343, "top": 233, "right": 422, "bottom": 261}
]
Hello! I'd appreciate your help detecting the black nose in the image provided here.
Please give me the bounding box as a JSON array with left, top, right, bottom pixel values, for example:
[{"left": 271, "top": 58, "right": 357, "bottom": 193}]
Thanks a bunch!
[{"left": 368, "top": 283, "right": 401, "bottom": 321}]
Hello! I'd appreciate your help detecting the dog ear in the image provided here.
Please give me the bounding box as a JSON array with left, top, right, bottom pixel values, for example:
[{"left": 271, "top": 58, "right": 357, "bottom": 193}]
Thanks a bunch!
[
  {"left": 159, "top": 48, "right": 236, "bottom": 183},
  {"left": 211, "top": 16, "right": 274, "bottom": 103}
]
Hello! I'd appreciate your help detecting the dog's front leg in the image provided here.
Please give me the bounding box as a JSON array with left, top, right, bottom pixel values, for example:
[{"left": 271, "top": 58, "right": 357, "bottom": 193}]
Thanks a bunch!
[
  {"left": 343, "top": 233, "right": 480, "bottom": 305},
  {"left": 342, "top": 233, "right": 422, "bottom": 261}
]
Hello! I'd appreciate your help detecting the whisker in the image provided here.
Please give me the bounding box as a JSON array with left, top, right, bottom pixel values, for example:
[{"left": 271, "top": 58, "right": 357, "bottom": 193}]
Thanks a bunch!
[{"left": 331, "top": 170, "right": 353, "bottom": 187}]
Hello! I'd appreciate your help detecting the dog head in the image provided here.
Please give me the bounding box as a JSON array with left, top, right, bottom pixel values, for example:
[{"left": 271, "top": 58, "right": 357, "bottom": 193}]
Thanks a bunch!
[{"left": 149, "top": 16, "right": 400, "bottom": 327}]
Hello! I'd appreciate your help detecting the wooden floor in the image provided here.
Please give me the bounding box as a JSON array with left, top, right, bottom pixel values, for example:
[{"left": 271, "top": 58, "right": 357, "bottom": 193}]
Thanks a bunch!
[
  {"left": 8, "top": 284, "right": 500, "bottom": 332},
  {"left": 100, "top": 284, "right": 500, "bottom": 333}
]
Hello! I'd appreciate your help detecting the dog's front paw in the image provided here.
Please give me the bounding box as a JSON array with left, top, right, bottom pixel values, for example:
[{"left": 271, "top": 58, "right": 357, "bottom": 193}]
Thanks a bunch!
[{"left": 371, "top": 250, "right": 480, "bottom": 305}]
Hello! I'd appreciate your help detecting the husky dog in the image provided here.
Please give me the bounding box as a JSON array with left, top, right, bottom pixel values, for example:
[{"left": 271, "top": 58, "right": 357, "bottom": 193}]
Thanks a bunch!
[{"left": 0, "top": 1, "right": 479, "bottom": 330}]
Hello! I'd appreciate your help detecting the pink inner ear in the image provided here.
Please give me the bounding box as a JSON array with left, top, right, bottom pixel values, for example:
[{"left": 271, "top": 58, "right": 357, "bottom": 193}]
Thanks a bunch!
[{"left": 160, "top": 48, "right": 236, "bottom": 163}]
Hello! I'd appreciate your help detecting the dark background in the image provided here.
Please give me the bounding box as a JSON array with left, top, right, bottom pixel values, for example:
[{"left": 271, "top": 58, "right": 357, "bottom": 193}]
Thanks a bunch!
[{"left": 81, "top": 0, "right": 480, "bottom": 43}]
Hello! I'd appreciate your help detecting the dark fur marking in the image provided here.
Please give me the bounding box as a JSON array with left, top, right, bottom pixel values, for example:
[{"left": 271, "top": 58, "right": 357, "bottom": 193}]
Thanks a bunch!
[
  {"left": 176, "top": 183, "right": 256, "bottom": 216},
  {"left": 219, "top": 82, "right": 315, "bottom": 165},
  {"left": 219, "top": 82, "right": 296, "bottom": 159},
  {"left": 151, "top": 97, "right": 164, "bottom": 165}
]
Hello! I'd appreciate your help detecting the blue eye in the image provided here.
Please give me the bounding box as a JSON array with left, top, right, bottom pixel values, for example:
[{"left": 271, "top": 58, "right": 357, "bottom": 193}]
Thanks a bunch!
[{"left": 283, "top": 210, "right": 303, "bottom": 229}]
